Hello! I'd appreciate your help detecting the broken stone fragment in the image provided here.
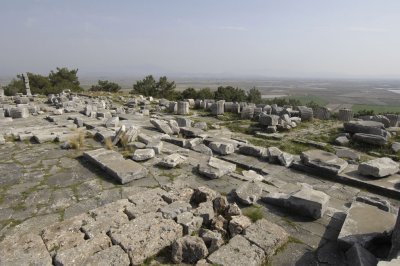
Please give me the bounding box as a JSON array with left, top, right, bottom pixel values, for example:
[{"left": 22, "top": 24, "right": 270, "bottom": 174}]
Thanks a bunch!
[
  {"left": 263, "top": 184, "right": 330, "bottom": 219},
  {"left": 197, "top": 157, "right": 236, "bottom": 179},
  {"left": 242, "top": 170, "right": 264, "bottom": 182},
  {"left": 338, "top": 201, "right": 396, "bottom": 251},
  {"left": 104, "top": 116, "right": 119, "bottom": 128},
  {"left": 176, "top": 212, "right": 203, "bottom": 235},
  {"left": 191, "top": 186, "right": 219, "bottom": 205},
  {"left": 192, "top": 143, "right": 213, "bottom": 156},
  {"left": 158, "top": 200, "right": 192, "bottom": 219},
  {"left": 0, "top": 233, "right": 53, "bottom": 266},
  {"left": 208, "top": 141, "right": 235, "bottom": 155},
  {"left": 150, "top": 118, "right": 173, "bottom": 135},
  {"left": 278, "top": 151, "right": 294, "bottom": 167},
  {"left": 171, "top": 236, "right": 209, "bottom": 264},
  {"left": 213, "top": 196, "right": 229, "bottom": 215},
  {"left": 224, "top": 203, "right": 242, "bottom": 219},
  {"left": 345, "top": 243, "right": 378, "bottom": 266},
  {"left": 207, "top": 235, "right": 265, "bottom": 266},
  {"left": 109, "top": 212, "right": 183, "bottom": 265},
  {"left": 358, "top": 157, "right": 399, "bottom": 178},
  {"left": 83, "top": 245, "right": 130, "bottom": 266},
  {"left": 53, "top": 234, "right": 111, "bottom": 266},
  {"left": 168, "top": 119, "right": 180, "bottom": 134},
  {"left": 335, "top": 136, "right": 350, "bottom": 146},
  {"left": 234, "top": 181, "right": 262, "bottom": 205},
  {"left": 199, "top": 228, "right": 225, "bottom": 253},
  {"left": 84, "top": 148, "right": 148, "bottom": 184},
  {"left": 300, "top": 149, "right": 348, "bottom": 174},
  {"left": 244, "top": 218, "right": 289, "bottom": 259},
  {"left": 132, "top": 148, "right": 155, "bottom": 161},
  {"left": 353, "top": 133, "right": 388, "bottom": 146},
  {"left": 146, "top": 140, "right": 163, "bottom": 154},
  {"left": 193, "top": 201, "right": 215, "bottom": 226},
  {"left": 267, "top": 146, "right": 283, "bottom": 163},
  {"left": 210, "top": 214, "right": 228, "bottom": 235},
  {"left": 229, "top": 215, "right": 252, "bottom": 237},
  {"left": 238, "top": 144, "right": 266, "bottom": 158},
  {"left": 159, "top": 153, "right": 187, "bottom": 168}
]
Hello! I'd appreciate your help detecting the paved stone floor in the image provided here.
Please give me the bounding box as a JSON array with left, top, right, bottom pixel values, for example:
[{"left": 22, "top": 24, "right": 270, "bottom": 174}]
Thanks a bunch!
[{"left": 0, "top": 113, "right": 399, "bottom": 265}]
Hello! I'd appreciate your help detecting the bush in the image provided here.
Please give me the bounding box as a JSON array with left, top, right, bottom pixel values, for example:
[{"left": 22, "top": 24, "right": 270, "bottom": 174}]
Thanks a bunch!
[{"left": 90, "top": 80, "right": 121, "bottom": 93}]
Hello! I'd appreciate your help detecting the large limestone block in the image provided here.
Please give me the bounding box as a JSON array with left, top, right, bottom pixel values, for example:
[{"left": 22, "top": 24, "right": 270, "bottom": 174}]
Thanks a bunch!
[
  {"left": 198, "top": 157, "right": 236, "bottom": 179},
  {"left": 338, "top": 202, "right": 396, "bottom": 250},
  {"left": 54, "top": 235, "right": 111, "bottom": 266},
  {"left": 209, "top": 141, "right": 235, "bottom": 155},
  {"left": 389, "top": 211, "right": 400, "bottom": 259},
  {"left": 171, "top": 236, "right": 209, "bottom": 264},
  {"left": 84, "top": 245, "right": 130, "bottom": 266},
  {"left": 301, "top": 149, "right": 348, "bottom": 174},
  {"left": 150, "top": 118, "right": 173, "bottom": 135},
  {"left": 358, "top": 157, "right": 399, "bottom": 178},
  {"left": 207, "top": 235, "right": 265, "bottom": 266},
  {"left": 0, "top": 233, "right": 52, "bottom": 266},
  {"left": 234, "top": 181, "right": 262, "bottom": 205},
  {"left": 159, "top": 153, "right": 187, "bottom": 168},
  {"left": 83, "top": 148, "right": 148, "bottom": 184},
  {"left": 353, "top": 133, "right": 388, "bottom": 146},
  {"left": 109, "top": 212, "right": 183, "bottom": 265},
  {"left": 344, "top": 120, "right": 387, "bottom": 136},
  {"left": 262, "top": 184, "right": 330, "bottom": 219},
  {"left": 244, "top": 218, "right": 289, "bottom": 258}
]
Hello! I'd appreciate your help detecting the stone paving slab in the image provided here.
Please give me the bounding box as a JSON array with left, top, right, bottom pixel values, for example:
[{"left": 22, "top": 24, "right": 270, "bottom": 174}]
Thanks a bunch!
[{"left": 83, "top": 148, "right": 148, "bottom": 184}]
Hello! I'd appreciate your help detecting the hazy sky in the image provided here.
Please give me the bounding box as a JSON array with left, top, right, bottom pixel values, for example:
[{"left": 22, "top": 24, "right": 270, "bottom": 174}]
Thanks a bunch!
[{"left": 1, "top": 0, "right": 400, "bottom": 78}]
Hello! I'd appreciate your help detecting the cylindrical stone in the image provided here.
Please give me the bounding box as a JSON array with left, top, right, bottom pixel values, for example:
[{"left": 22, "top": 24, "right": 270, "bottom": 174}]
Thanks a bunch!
[{"left": 338, "top": 108, "right": 353, "bottom": 122}]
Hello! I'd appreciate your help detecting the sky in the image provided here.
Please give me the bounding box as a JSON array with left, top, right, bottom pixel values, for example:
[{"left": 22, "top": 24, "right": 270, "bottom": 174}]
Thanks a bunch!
[{"left": 1, "top": 0, "right": 400, "bottom": 79}]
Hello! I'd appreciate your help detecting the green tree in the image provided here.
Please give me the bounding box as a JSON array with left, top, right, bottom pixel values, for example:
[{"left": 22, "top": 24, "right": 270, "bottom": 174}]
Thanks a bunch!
[
  {"left": 215, "top": 86, "right": 247, "bottom": 102},
  {"left": 196, "top": 88, "right": 214, "bottom": 100},
  {"left": 90, "top": 80, "right": 121, "bottom": 93},
  {"left": 181, "top": 87, "right": 198, "bottom": 99},
  {"left": 157, "top": 76, "right": 176, "bottom": 99},
  {"left": 131, "top": 75, "right": 177, "bottom": 99},
  {"left": 247, "top": 87, "right": 262, "bottom": 104},
  {"left": 27, "top": 72, "right": 55, "bottom": 95},
  {"left": 132, "top": 75, "right": 157, "bottom": 96},
  {"left": 48, "top": 67, "right": 83, "bottom": 92},
  {"left": 2, "top": 77, "right": 24, "bottom": 96}
]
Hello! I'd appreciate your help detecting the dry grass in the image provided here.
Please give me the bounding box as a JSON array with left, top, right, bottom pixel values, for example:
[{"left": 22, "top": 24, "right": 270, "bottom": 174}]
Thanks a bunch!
[
  {"left": 104, "top": 137, "right": 114, "bottom": 150},
  {"left": 68, "top": 129, "right": 86, "bottom": 150},
  {"left": 120, "top": 134, "right": 129, "bottom": 150}
]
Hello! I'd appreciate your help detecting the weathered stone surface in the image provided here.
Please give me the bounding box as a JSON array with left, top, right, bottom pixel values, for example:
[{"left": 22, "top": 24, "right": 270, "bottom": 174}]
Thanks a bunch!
[
  {"left": 41, "top": 213, "right": 90, "bottom": 254},
  {"left": 338, "top": 201, "right": 396, "bottom": 250},
  {"left": 105, "top": 116, "right": 119, "bottom": 128},
  {"left": 193, "top": 121, "right": 208, "bottom": 130},
  {"left": 244, "top": 218, "right": 289, "bottom": 258},
  {"left": 278, "top": 151, "right": 294, "bottom": 167},
  {"left": 168, "top": 119, "right": 180, "bottom": 134},
  {"left": 132, "top": 148, "right": 155, "bottom": 161},
  {"left": 176, "top": 212, "right": 203, "bottom": 235},
  {"left": 207, "top": 235, "right": 265, "bottom": 266},
  {"left": 109, "top": 212, "right": 183, "bottom": 265},
  {"left": 83, "top": 148, "right": 148, "bottom": 184},
  {"left": 238, "top": 144, "right": 266, "bottom": 158},
  {"left": 126, "top": 188, "right": 168, "bottom": 219},
  {"left": 209, "top": 141, "right": 235, "bottom": 155},
  {"left": 345, "top": 243, "right": 378, "bottom": 266},
  {"left": 176, "top": 117, "right": 192, "bottom": 127},
  {"left": 180, "top": 126, "right": 205, "bottom": 138},
  {"left": 81, "top": 199, "right": 132, "bottom": 238},
  {"left": 213, "top": 196, "right": 229, "bottom": 215},
  {"left": 191, "top": 186, "right": 219, "bottom": 205},
  {"left": 263, "top": 184, "right": 330, "bottom": 219},
  {"left": 0, "top": 233, "right": 52, "bottom": 266},
  {"left": 389, "top": 211, "right": 400, "bottom": 259},
  {"left": 54, "top": 234, "right": 111, "bottom": 266},
  {"left": 158, "top": 200, "right": 192, "bottom": 219},
  {"left": 234, "top": 181, "right": 262, "bottom": 205},
  {"left": 198, "top": 157, "right": 236, "bottom": 179},
  {"left": 159, "top": 153, "right": 186, "bottom": 168},
  {"left": 336, "top": 147, "right": 360, "bottom": 160},
  {"left": 267, "top": 146, "right": 283, "bottom": 163},
  {"left": 301, "top": 149, "right": 348, "bottom": 174},
  {"left": 146, "top": 140, "right": 163, "bottom": 154},
  {"left": 358, "top": 157, "right": 399, "bottom": 178},
  {"left": 229, "top": 215, "right": 252, "bottom": 237},
  {"left": 259, "top": 114, "right": 279, "bottom": 126},
  {"left": 193, "top": 201, "right": 215, "bottom": 225},
  {"left": 335, "top": 136, "right": 350, "bottom": 146},
  {"left": 355, "top": 195, "right": 391, "bottom": 212},
  {"left": 378, "top": 258, "right": 400, "bottom": 266},
  {"left": 353, "top": 133, "right": 388, "bottom": 146},
  {"left": 83, "top": 245, "right": 130, "bottom": 266},
  {"left": 242, "top": 170, "right": 264, "bottom": 182},
  {"left": 150, "top": 118, "right": 173, "bottom": 134},
  {"left": 392, "top": 142, "right": 400, "bottom": 153},
  {"left": 199, "top": 228, "right": 224, "bottom": 253},
  {"left": 210, "top": 214, "right": 228, "bottom": 235},
  {"left": 224, "top": 203, "right": 242, "bottom": 219},
  {"left": 344, "top": 120, "right": 387, "bottom": 136},
  {"left": 192, "top": 143, "right": 213, "bottom": 156},
  {"left": 171, "top": 236, "right": 209, "bottom": 264}
]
